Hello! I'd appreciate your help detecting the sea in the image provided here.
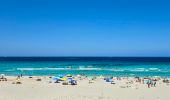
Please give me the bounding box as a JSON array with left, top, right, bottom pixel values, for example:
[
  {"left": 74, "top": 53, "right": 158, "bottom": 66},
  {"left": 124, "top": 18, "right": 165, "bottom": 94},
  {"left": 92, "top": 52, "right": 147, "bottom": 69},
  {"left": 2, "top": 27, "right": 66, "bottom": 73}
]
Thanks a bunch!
[{"left": 0, "top": 57, "right": 170, "bottom": 77}]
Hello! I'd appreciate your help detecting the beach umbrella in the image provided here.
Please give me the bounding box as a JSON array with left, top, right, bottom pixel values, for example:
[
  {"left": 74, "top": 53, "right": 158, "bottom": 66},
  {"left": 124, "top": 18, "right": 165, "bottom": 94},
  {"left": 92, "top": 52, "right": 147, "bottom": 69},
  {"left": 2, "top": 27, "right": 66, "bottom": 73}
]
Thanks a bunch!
[
  {"left": 68, "top": 77, "right": 73, "bottom": 82},
  {"left": 157, "top": 76, "right": 161, "bottom": 80},
  {"left": 1, "top": 74, "right": 5, "bottom": 76},
  {"left": 53, "top": 77, "right": 60, "bottom": 81},
  {"left": 60, "top": 77, "right": 67, "bottom": 81},
  {"left": 0, "top": 74, "right": 5, "bottom": 78},
  {"left": 66, "top": 74, "right": 72, "bottom": 77},
  {"left": 153, "top": 76, "right": 161, "bottom": 80},
  {"left": 0, "top": 74, "right": 5, "bottom": 77},
  {"left": 153, "top": 76, "right": 161, "bottom": 78},
  {"left": 106, "top": 78, "right": 112, "bottom": 82},
  {"left": 58, "top": 74, "right": 64, "bottom": 78}
]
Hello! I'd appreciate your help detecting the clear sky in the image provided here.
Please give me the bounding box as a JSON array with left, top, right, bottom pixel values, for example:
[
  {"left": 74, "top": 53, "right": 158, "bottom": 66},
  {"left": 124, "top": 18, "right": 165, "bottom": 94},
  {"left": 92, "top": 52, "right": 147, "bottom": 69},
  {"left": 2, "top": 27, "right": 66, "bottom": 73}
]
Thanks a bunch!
[{"left": 0, "top": 0, "right": 170, "bottom": 56}]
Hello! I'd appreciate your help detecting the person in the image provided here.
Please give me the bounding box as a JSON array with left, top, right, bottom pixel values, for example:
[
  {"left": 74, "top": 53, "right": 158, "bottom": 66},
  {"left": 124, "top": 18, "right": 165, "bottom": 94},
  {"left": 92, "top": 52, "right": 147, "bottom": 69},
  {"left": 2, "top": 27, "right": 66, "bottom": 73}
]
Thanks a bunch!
[
  {"left": 142, "top": 79, "right": 144, "bottom": 84},
  {"left": 153, "top": 79, "right": 157, "bottom": 87},
  {"left": 139, "top": 78, "right": 141, "bottom": 83},
  {"left": 146, "top": 79, "right": 151, "bottom": 88},
  {"left": 151, "top": 79, "right": 154, "bottom": 87}
]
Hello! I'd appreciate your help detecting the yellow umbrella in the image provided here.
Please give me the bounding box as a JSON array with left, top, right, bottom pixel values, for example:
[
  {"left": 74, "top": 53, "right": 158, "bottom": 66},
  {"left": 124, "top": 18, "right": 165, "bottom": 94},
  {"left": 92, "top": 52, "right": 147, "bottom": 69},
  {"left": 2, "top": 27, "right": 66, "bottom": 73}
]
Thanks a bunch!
[{"left": 60, "top": 77, "right": 67, "bottom": 81}]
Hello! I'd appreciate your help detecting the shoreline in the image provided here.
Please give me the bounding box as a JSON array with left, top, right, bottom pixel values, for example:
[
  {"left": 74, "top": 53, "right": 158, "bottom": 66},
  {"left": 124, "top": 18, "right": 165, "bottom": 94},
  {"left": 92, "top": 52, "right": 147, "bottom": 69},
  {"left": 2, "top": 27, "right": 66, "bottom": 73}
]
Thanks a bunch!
[{"left": 3, "top": 75, "right": 170, "bottom": 78}]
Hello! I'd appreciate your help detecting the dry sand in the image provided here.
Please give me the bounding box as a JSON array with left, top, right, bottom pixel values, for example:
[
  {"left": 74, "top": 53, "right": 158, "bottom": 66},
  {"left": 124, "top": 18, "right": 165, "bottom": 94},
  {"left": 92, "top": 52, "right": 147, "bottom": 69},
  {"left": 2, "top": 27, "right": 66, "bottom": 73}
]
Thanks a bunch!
[{"left": 0, "top": 76, "right": 170, "bottom": 100}]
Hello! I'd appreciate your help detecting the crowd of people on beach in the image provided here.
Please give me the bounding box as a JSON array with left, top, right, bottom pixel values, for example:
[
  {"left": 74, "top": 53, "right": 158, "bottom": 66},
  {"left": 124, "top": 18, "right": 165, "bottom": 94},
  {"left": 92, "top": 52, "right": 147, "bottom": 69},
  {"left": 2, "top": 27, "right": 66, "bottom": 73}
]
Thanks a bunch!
[{"left": 0, "top": 73, "right": 170, "bottom": 88}]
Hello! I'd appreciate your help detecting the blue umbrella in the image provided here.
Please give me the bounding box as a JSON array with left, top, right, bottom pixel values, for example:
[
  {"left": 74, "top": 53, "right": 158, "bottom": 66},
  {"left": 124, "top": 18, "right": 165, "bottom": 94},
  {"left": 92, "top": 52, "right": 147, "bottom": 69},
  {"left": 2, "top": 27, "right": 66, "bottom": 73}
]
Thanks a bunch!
[
  {"left": 58, "top": 74, "right": 64, "bottom": 78},
  {"left": 53, "top": 76, "right": 60, "bottom": 81},
  {"left": 68, "top": 78, "right": 73, "bottom": 82},
  {"left": 106, "top": 78, "right": 113, "bottom": 82}
]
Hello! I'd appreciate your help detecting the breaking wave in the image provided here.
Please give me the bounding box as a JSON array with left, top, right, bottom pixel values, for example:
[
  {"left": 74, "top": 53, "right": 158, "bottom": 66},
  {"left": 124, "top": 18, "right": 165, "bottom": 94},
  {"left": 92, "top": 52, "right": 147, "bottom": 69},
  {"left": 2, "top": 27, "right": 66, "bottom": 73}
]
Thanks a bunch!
[
  {"left": 17, "top": 68, "right": 71, "bottom": 71},
  {"left": 16, "top": 67, "right": 170, "bottom": 73}
]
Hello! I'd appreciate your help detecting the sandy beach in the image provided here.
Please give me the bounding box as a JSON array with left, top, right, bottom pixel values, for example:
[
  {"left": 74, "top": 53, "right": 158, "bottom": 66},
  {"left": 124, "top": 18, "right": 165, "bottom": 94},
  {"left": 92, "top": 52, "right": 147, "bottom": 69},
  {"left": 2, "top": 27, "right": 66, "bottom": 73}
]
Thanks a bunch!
[
  {"left": 1, "top": 0, "right": 170, "bottom": 99},
  {"left": 0, "top": 76, "right": 170, "bottom": 100}
]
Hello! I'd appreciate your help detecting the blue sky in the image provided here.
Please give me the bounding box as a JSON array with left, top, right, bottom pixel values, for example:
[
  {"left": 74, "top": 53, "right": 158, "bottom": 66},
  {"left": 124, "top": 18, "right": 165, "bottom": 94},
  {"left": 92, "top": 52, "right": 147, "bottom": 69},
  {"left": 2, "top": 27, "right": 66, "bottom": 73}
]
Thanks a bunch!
[{"left": 0, "top": 0, "right": 170, "bottom": 56}]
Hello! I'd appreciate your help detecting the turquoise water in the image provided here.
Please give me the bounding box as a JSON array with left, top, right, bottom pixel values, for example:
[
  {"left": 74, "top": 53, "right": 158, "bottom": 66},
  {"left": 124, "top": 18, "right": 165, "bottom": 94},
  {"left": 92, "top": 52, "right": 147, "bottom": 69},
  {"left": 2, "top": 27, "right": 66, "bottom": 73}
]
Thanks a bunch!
[{"left": 1, "top": 59, "right": 170, "bottom": 77}]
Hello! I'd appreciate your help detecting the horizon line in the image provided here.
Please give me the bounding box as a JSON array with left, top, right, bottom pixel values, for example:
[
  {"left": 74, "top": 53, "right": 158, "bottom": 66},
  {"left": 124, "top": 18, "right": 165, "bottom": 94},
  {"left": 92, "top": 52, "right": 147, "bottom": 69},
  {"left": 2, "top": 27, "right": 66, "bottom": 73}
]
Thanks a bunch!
[{"left": 1, "top": 56, "right": 170, "bottom": 58}]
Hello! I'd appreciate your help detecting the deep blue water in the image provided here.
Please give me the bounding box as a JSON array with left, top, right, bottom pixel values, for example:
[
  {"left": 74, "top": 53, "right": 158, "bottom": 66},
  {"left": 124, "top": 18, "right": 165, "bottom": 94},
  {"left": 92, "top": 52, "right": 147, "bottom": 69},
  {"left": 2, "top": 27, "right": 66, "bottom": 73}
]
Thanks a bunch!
[{"left": 0, "top": 57, "right": 170, "bottom": 77}]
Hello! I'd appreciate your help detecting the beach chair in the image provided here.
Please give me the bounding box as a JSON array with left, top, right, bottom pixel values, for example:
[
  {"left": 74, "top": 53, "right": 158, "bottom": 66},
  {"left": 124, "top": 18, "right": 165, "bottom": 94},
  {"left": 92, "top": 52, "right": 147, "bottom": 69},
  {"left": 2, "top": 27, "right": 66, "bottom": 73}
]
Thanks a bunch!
[
  {"left": 0, "top": 78, "right": 7, "bottom": 81},
  {"left": 120, "top": 86, "right": 126, "bottom": 88},
  {"left": 36, "top": 78, "right": 42, "bottom": 81},
  {"left": 111, "top": 81, "right": 116, "bottom": 84},
  {"left": 12, "top": 79, "right": 22, "bottom": 84},
  {"left": 16, "top": 81, "right": 22, "bottom": 84},
  {"left": 49, "top": 76, "right": 52, "bottom": 78},
  {"left": 89, "top": 80, "right": 93, "bottom": 84},
  {"left": 71, "top": 80, "right": 77, "bottom": 85},
  {"left": 0, "top": 74, "right": 7, "bottom": 81},
  {"left": 62, "top": 81, "right": 69, "bottom": 85}
]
